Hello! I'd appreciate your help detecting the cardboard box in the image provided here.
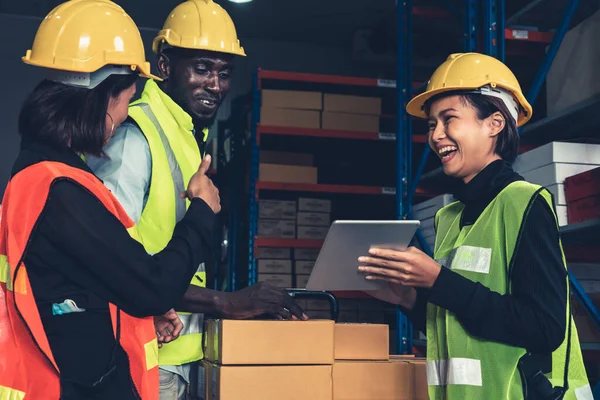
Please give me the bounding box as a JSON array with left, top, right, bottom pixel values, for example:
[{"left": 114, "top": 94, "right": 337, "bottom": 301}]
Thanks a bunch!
[
  {"left": 205, "top": 319, "right": 335, "bottom": 365},
  {"left": 324, "top": 94, "right": 382, "bottom": 115},
  {"left": 256, "top": 247, "right": 291, "bottom": 259},
  {"left": 257, "top": 219, "right": 296, "bottom": 239},
  {"left": 261, "top": 89, "right": 323, "bottom": 110},
  {"left": 257, "top": 273, "right": 292, "bottom": 288},
  {"left": 521, "top": 163, "right": 600, "bottom": 188},
  {"left": 260, "top": 107, "right": 320, "bottom": 129},
  {"left": 513, "top": 142, "right": 600, "bottom": 174},
  {"left": 546, "top": 183, "right": 567, "bottom": 206},
  {"left": 299, "top": 198, "right": 332, "bottom": 213},
  {"left": 322, "top": 111, "right": 379, "bottom": 133},
  {"left": 259, "top": 200, "right": 297, "bottom": 220},
  {"left": 260, "top": 163, "right": 318, "bottom": 184},
  {"left": 295, "top": 274, "right": 310, "bottom": 288},
  {"left": 205, "top": 363, "right": 332, "bottom": 400},
  {"left": 296, "top": 260, "right": 315, "bottom": 274},
  {"left": 298, "top": 226, "right": 329, "bottom": 240},
  {"left": 258, "top": 259, "right": 292, "bottom": 274},
  {"left": 295, "top": 248, "right": 321, "bottom": 260},
  {"left": 297, "top": 212, "right": 331, "bottom": 227},
  {"left": 261, "top": 150, "right": 314, "bottom": 166},
  {"left": 333, "top": 361, "right": 412, "bottom": 399},
  {"left": 407, "top": 359, "right": 428, "bottom": 400},
  {"left": 565, "top": 166, "right": 600, "bottom": 203},
  {"left": 335, "top": 323, "right": 389, "bottom": 361},
  {"left": 556, "top": 205, "right": 568, "bottom": 226},
  {"left": 568, "top": 193, "right": 600, "bottom": 224},
  {"left": 413, "top": 194, "right": 455, "bottom": 221}
]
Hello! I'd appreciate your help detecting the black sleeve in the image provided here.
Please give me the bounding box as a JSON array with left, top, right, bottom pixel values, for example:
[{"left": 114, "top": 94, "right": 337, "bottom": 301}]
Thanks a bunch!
[
  {"left": 30, "top": 179, "right": 216, "bottom": 318},
  {"left": 426, "top": 196, "right": 567, "bottom": 353},
  {"left": 399, "top": 289, "right": 429, "bottom": 333}
]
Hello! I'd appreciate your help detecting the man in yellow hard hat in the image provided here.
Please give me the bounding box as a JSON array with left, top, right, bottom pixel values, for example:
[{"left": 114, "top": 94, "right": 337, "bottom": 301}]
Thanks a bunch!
[{"left": 86, "top": 1, "right": 306, "bottom": 398}]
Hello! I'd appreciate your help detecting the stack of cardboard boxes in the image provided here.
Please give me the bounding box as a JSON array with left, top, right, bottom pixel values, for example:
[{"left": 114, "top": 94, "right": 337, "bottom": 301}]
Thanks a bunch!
[
  {"left": 257, "top": 197, "right": 331, "bottom": 288},
  {"left": 204, "top": 319, "right": 427, "bottom": 399},
  {"left": 565, "top": 166, "right": 600, "bottom": 224},
  {"left": 513, "top": 141, "right": 600, "bottom": 226},
  {"left": 259, "top": 88, "right": 382, "bottom": 134}
]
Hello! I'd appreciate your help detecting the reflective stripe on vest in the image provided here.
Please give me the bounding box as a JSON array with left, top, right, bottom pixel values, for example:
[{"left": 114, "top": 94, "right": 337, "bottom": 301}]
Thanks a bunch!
[
  {"left": 428, "top": 181, "right": 590, "bottom": 400},
  {"left": 127, "top": 83, "right": 207, "bottom": 366},
  {"left": 0, "top": 162, "right": 159, "bottom": 400}
]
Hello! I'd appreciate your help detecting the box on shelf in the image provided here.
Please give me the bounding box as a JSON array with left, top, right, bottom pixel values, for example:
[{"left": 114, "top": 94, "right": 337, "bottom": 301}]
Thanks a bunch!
[
  {"left": 205, "top": 363, "right": 333, "bottom": 400},
  {"left": 555, "top": 205, "right": 568, "bottom": 226},
  {"left": 295, "top": 274, "right": 310, "bottom": 288},
  {"left": 565, "top": 166, "right": 600, "bottom": 203},
  {"left": 295, "top": 260, "right": 316, "bottom": 274},
  {"left": 299, "top": 197, "right": 332, "bottom": 213},
  {"left": 257, "top": 219, "right": 296, "bottom": 239},
  {"left": 334, "top": 323, "right": 389, "bottom": 361},
  {"left": 260, "top": 107, "right": 320, "bottom": 129},
  {"left": 546, "top": 183, "right": 567, "bottom": 206},
  {"left": 568, "top": 193, "right": 600, "bottom": 224},
  {"left": 413, "top": 194, "right": 455, "bottom": 221},
  {"left": 257, "top": 273, "right": 292, "bottom": 288},
  {"left": 256, "top": 247, "right": 291, "bottom": 259},
  {"left": 297, "top": 212, "right": 331, "bottom": 227},
  {"left": 298, "top": 226, "right": 329, "bottom": 240},
  {"left": 321, "top": 111, "right": 379, "bottom": 133},
  {"left": 332, "top": 360, "right": 412, "bottom": 400},
  {"left": 294, "top": 247, "right": 321, "bottom": 260},
  {"left": 513, "top": 142, "right": 600, "bottom": 174},
  {"left": 205, "top": 319, "right": 335, "bottom": 365},
  {"left": 259, "top": 200, "right": 297, "bottom": 220},
  {"left": 261, "top": 89, "right": 323, "bottom": 110},
  {"left": 323, "top": 93, "right": 382, "bottom": 115},
  {"left": 258, "top": 259, "right": 292, "bottom": 274},
  {"left": 260, "top": 150, "right": 314, "bottom": 167},
  {"left": 546, "top": 10, "right": 600, "bottom": 116},
  {"left": 521, "top": 163, "right": 600, "bottom": 188},
  {"left": 259, "top": 163, "right": 318, "bottom": 184}
]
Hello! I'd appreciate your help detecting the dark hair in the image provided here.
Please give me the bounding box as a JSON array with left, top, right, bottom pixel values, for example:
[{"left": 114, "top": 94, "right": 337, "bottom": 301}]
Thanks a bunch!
[
  {"left": 425, "top": 92, "right": 520, "bottom": 163},
  {"left": 18, "top": 73, "right": 138, "bottom": 156}
]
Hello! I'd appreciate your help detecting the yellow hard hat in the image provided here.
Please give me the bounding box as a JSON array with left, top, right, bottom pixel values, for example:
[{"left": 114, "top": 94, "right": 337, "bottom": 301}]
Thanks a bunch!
[
  {"left": 152, "top": 0, "right": 246, "bottom": 56},
  {"left": 22, "top": 0, "right": 159, "bottom": 87},
  {"left": 406, "top": 53, "right": 532, "bottom": 127}
]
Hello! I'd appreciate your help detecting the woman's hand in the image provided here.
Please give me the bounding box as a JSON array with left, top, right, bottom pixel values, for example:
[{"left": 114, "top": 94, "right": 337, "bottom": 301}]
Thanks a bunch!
[
  {"left": 154, "top": 309, "right": 184, "bottom": 348},
  {"left": 358, "top": 246, "right": 442, "bottom": 288}
]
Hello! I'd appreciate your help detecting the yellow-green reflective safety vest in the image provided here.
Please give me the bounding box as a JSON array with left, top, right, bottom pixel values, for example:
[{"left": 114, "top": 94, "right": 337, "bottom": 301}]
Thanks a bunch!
[
  {"left": 127, "top": 79, "right": 209, "bottom": 366},
  {"left": 428, "top": 181, "right": 591, "bottom": 399}
]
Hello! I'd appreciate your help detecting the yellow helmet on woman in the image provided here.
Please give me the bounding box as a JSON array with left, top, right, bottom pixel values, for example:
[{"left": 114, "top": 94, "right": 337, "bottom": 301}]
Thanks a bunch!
[
  {"left": 22, "top": 0, "right": 159, "bottom": 88},
  {"left": 406, "top": 53, "right": 532, "bottom": 127}
]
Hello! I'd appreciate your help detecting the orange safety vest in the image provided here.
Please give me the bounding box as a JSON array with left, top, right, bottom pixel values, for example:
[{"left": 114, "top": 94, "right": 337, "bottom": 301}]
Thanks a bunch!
[{"left": 0, "top": 161, "right": 159, "bottom": 400}]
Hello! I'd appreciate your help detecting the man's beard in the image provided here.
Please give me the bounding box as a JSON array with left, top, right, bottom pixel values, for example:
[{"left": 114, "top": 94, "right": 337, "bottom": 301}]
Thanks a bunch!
[{"left": 194, "top": 113, "right": 218, "bottom": 131}]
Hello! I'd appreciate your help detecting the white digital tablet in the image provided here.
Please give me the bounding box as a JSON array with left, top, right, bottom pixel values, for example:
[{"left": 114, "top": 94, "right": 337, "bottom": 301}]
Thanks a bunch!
[{"left": 304, "top": 220, "right": 420, "bottom": 291}]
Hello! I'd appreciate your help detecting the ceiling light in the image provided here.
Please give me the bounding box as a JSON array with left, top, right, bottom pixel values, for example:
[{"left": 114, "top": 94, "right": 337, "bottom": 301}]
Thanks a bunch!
[{"left": 228, "top": 0, "right": 252, "bottom": 3}]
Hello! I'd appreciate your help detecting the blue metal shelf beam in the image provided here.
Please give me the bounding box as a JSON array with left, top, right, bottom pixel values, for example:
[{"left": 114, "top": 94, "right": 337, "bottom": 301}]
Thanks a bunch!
[{"left": 247, "top": 71, "right": 261, "bottom": 288}]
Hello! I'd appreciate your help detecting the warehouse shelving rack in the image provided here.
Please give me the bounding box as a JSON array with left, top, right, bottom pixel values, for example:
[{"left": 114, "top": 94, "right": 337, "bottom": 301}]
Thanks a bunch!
[{"left": 222, "top": 0, "right": 600, "bottom": 387}]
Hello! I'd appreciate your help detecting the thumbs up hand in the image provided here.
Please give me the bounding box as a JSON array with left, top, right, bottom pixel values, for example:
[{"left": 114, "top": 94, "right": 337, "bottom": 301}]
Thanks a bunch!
[{"left": 184, "top": 155, "right": 221, "bottom": 214}]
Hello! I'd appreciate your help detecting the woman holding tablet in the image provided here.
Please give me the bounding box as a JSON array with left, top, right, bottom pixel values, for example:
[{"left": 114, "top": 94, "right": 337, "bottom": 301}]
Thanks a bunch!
[{"left": 358, "top": 53, "right": 591, "bottom": 400}]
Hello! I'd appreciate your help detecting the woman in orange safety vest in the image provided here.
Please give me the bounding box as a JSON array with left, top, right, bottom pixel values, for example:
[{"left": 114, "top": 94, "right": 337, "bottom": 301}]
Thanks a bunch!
[{"left": 0, "top": 1, "right": 221, "bottom": 399}]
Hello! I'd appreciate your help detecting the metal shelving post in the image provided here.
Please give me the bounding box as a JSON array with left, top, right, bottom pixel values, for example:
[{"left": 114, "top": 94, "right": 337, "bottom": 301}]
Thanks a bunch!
[
  {"left": 247, "top": 70, "right": 261, "bottom": 288},
  {"left": 395, "top": 0, "right": 413, "bottom": 356}
]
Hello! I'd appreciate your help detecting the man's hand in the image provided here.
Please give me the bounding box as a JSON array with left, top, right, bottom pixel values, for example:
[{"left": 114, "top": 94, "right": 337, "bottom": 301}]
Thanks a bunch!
[
  {"left": 154, "top": 309, "right": 184, "bottom": 348},
  {"left": 183, "top": 154, "right": 221, "bottom": 213},
  {"left": 218, "top": 282, "right": 308, "bottom": 320}
]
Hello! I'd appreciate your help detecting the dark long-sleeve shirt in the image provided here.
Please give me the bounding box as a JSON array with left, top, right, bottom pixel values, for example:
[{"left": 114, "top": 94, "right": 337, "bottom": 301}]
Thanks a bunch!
[
  {"left": 9, "top": 140, "right": 216, "bottom": 399},
  {"left": 405, "top": 160, "right": 567, "bottom": 362}
]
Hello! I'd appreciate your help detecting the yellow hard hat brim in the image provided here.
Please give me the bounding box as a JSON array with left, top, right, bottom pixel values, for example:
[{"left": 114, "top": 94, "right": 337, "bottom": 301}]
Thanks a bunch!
[
  {"left": 406, "top": 85, "right": 532, "bottom": 127},
  {"left": 152, "top": 31, "right": 247, "bottom": 56}
]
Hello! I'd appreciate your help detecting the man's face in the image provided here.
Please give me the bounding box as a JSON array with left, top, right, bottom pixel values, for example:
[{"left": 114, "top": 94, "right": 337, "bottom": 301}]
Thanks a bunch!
[{"left": 160, "top": 50, "right": 234, "bottom": 128}]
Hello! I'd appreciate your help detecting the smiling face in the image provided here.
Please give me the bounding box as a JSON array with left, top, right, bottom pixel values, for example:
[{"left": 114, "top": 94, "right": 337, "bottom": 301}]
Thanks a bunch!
[
  {"left": 427, "top": 95, "right": 506, "bottom": 183},
  {"left": 158, "top": 49, "right": 234, "bottom": 129}
]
